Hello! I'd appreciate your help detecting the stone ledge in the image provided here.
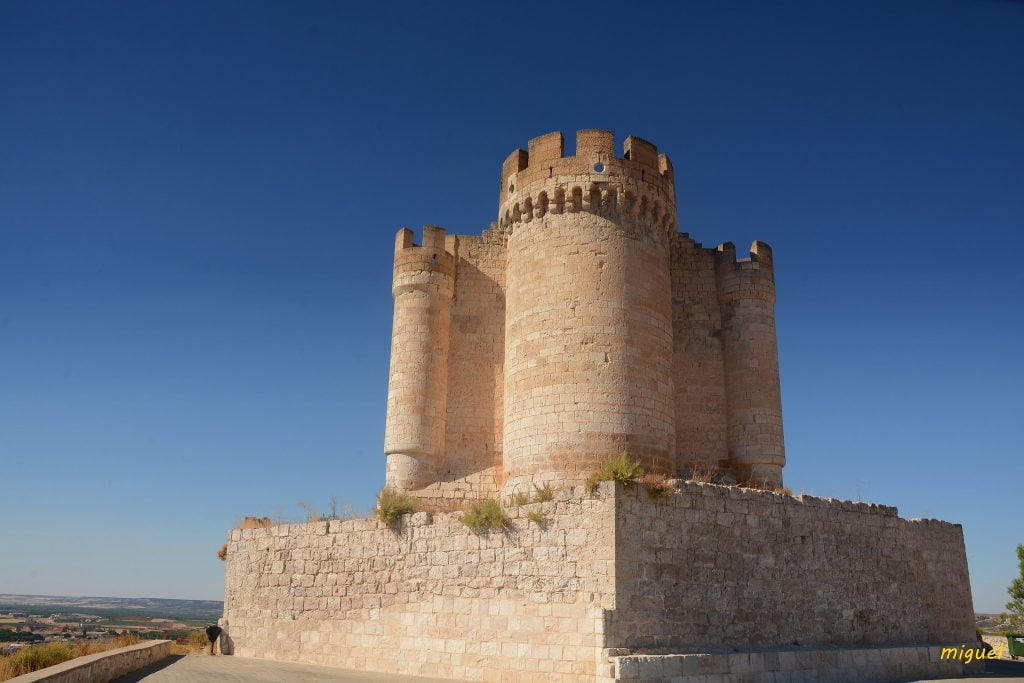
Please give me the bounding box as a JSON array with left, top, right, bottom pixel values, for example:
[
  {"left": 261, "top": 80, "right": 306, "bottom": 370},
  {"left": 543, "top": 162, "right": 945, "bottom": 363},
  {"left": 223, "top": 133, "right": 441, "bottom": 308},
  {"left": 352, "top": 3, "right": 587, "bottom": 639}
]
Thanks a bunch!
[
  {"left": 228, "top": 480, "right": 923, "bottom": 543},
  {"left": 9, "top": 640, "right": 171, "bottom": 682},
  {"left": 610, "top": 644, "right": 986, "bottom": 682}
]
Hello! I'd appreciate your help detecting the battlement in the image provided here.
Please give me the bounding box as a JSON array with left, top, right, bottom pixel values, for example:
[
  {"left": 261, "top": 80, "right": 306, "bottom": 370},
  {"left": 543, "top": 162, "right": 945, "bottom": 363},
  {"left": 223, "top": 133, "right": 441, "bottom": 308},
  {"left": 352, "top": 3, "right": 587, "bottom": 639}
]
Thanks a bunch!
[
  {"left": 498, "top": 130, "right": 677, "bottom": 236},
  {"left": 392, "top": 226, "right": 456, "bottom": 294},
  {"left": 716, "top": 241, "right": 778, "bottom": 303},
  {"left": 713, "top": 240, "right": 776, "bottom": 304},
  {"left": 501, "top": 130, "right": 673, "bottom": 181},
  {"left": 714, "top": 240, "right": 774, "bottom": 267}
]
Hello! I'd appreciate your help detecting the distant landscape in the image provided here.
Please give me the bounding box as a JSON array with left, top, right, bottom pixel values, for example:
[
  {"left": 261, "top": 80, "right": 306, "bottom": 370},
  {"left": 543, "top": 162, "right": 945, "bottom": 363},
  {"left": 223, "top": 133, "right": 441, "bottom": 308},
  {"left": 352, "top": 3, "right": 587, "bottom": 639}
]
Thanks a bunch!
[
  {"left": 1, "top": 593, "right": 1014, "bottom": 639},
  {"left": 0, "top": 594, "right": 221, "bottom": 648},
  {"left": 976, "top": 612, "right": 1019, "bottom": 635}
]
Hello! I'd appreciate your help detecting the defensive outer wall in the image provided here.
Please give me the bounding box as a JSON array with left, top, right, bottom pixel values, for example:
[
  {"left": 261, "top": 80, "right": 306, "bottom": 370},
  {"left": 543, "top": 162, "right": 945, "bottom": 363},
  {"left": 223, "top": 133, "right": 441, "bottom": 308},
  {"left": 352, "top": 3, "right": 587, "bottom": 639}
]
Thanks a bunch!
[
  {"left": 221, "top": 131, "right": 978, "bottom": 681},
  {"left": 221, "top": 482, "right": 978, "bottom": 682}
]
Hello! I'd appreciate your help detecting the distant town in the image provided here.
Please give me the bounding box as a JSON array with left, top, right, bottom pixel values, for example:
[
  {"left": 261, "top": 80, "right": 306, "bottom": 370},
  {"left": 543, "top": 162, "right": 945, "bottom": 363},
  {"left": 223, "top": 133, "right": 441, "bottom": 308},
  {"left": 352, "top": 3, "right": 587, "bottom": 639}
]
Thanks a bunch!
[{"left": 0, "top": 594, "right": 222, "bottom": 655}]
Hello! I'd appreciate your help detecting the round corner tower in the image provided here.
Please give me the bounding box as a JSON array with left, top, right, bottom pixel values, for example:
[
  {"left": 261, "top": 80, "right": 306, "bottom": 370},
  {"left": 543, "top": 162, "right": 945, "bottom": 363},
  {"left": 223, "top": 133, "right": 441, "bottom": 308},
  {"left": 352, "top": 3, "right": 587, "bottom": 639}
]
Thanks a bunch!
[
  {"left": 499, "top": 130, "right": 679, "bottom": 495},
  {"left": 384, "top": 226, "right": 456, "bottom": 490},
  {"left": 714, "top": 240, "right": 785, "bottom": 486}
]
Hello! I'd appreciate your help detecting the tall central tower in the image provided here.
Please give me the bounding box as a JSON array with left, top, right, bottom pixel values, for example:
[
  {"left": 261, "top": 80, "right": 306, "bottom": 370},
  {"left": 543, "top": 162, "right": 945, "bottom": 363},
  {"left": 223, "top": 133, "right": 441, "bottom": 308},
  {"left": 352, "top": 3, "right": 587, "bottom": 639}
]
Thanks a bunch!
[
  {"left": 383, "top": 130, "right": 786, "bottom": 501},
  {"left": 499, "top": 131, "right": 678, "bottom": 494}
]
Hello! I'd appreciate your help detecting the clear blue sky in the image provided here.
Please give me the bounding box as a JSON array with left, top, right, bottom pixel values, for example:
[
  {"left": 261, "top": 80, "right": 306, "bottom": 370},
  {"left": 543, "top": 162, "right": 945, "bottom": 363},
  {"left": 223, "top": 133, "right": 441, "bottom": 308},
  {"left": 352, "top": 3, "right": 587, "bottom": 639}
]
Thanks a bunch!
[{"left": 1, "top": 0, "right": 1021, "bottom": 611}]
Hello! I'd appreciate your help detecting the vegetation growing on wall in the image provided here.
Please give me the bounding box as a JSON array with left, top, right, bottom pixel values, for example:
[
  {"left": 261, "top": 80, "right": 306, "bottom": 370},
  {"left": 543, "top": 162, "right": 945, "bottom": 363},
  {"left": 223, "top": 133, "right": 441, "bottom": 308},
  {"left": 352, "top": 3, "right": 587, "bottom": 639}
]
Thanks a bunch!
[
  {"left": 375, "top": 488, "right": 418, "bottom": 525},
  {"left": 586, "top": 453, "right": 645, "bottom": 492},
  {"left": 461, "top": 499, "right": 511, "bottom": 532}
]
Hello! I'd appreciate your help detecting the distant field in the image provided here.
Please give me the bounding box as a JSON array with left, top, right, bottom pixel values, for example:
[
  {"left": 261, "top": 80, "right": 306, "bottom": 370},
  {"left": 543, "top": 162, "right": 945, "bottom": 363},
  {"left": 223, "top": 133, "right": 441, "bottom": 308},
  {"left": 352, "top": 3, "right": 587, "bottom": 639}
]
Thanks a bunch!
[{"left": 0, "top": 594, "right": 222, "bottom": 624}]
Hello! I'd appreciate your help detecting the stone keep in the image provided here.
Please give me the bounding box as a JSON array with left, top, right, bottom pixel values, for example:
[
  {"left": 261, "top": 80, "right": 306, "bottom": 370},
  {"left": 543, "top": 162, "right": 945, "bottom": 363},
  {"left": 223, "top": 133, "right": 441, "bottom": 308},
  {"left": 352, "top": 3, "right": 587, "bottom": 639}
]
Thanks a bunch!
[
  {"left": 221, "top": 130, "right": 979, "bottom": 682},
  {"left": 384, "top": 130, "right": 785, "bottom": 499}
]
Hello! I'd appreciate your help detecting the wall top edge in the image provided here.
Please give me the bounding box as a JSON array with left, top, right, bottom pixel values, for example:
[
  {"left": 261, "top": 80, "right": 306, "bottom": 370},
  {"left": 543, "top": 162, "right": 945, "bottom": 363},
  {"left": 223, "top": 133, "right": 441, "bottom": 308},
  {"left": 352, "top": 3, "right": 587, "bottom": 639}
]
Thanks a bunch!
[{"left": 227, "top": 480, "right": 964, "bottom": 542}]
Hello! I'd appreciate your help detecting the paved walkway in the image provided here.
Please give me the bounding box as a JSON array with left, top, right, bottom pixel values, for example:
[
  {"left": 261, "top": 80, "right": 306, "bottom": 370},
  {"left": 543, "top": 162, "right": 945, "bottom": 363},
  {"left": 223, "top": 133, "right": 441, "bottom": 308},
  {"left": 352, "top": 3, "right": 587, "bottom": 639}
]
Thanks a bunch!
[
  {"left": 113, "top": 655, "right": 455, "bottom": 682},
  {"left": 114, "top": 653, "right": 1024, "bottom": 682},
  {"left": 918, "top": 658, "right": 1024, "bottom": 681}
]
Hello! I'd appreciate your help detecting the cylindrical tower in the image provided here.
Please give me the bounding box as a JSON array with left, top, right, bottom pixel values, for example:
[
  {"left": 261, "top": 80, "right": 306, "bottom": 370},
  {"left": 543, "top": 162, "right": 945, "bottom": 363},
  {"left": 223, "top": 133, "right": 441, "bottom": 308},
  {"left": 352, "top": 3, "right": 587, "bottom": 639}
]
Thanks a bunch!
[
  {"left": 383, "top": 226, "right": 455, "bottom": 491},
  {"left": 714, "top": 241, "right": 785, "bottom": 486},
  {"left": 499, "top": 130, "right": 678, "bottom": 495}
]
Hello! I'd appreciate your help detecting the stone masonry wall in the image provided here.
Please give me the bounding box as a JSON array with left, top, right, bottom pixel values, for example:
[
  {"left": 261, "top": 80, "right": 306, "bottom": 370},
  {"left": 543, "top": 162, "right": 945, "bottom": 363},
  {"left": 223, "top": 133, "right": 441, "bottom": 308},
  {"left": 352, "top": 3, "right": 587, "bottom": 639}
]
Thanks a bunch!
[
  {"left": 609, "top": 482, "right": 976, "bottom": 653},
  {"left": 421, "top": 228, "right": 507, "bottom": 503},
  {"left": 223, "top": 483, "right": 975, "bottom": 681},
  {"left": 222, "top": 487, "right": 616, "bottom": 682},
  {"left": 12, "top": 640, "right": 171, "bottom": 683},
  {"left": 669, "top": 233, "right": 728, "bottom": 474}
]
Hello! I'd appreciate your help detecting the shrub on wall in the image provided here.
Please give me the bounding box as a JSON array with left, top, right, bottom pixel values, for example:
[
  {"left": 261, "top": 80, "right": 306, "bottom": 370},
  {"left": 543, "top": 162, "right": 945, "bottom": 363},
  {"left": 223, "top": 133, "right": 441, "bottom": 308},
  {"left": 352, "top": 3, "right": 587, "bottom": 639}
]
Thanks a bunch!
[
  {"left": 640, "top": 473, "right": 676, "bottom": 500},
  {"left": 532, "top": 482, "right": 554, "bottom": 502},
  {"left": 375, "top": 488, "right": 417, "bottom": 525},
  {"left": 586, "top": 453, "right": 645, "bottom": 492},
  {"left": 461, "top": 499, "right": 511, "bottom": 532},
  {"left": 508, "top": 491, "right": 531, "bottom": 506}
]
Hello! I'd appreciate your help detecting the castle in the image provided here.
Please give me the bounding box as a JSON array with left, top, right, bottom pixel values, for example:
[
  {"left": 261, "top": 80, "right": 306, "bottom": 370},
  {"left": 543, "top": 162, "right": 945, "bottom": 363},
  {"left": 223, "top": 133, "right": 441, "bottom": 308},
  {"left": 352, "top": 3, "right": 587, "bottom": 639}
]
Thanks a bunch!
[
  {"left": 221, "top": 131, "right": 978, "bottom": 682},
  {"left": 385, "top": 130, "right": 784, "bottom": 502}
]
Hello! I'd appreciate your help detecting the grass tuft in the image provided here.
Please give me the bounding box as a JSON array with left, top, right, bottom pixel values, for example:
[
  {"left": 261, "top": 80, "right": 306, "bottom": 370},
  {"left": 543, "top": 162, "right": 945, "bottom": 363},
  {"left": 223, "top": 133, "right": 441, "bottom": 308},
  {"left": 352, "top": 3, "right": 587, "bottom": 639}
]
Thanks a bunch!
[
  {"left": 525, "top": 508, "right": 546, "bottom": 524},
  {"left": 461, "top": 499, "right": 511, "bottom": 532},
  {"left": 586, "top": 453, "right": 645, "bottom": 493},
  {"left": 640, "top": 473, "right": 676, "bottom": 501},
  {"left": 0, "top": 635, "right": 141, "bottom": 680},
  {"left": 509, "top": 491, "right": 531, "bottom": 507},
  {"left": 0, "top": 642, "right": 73, "bottom": 680},
  {"left": 375, "top": 488, "right": 417, "bottom": 525},
  {"left": 216, "top": 543, "right": 227, "bottom": 561},
  {"left": 683, "top": 464, "right": 718, "bottom": 484},
  {"left": 169, "top": 629, "right": 209, "bottom": 655},
  {"left": 532, "top": 482, "right": 554, "bottom": 502}
]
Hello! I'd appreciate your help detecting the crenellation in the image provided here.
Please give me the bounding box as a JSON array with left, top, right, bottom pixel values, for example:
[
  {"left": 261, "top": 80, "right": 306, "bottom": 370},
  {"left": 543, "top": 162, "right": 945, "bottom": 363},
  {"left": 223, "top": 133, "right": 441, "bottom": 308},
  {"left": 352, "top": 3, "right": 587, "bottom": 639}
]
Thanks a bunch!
[{"left": 527, "top": 130, "right": 565, "bottom": 165}]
